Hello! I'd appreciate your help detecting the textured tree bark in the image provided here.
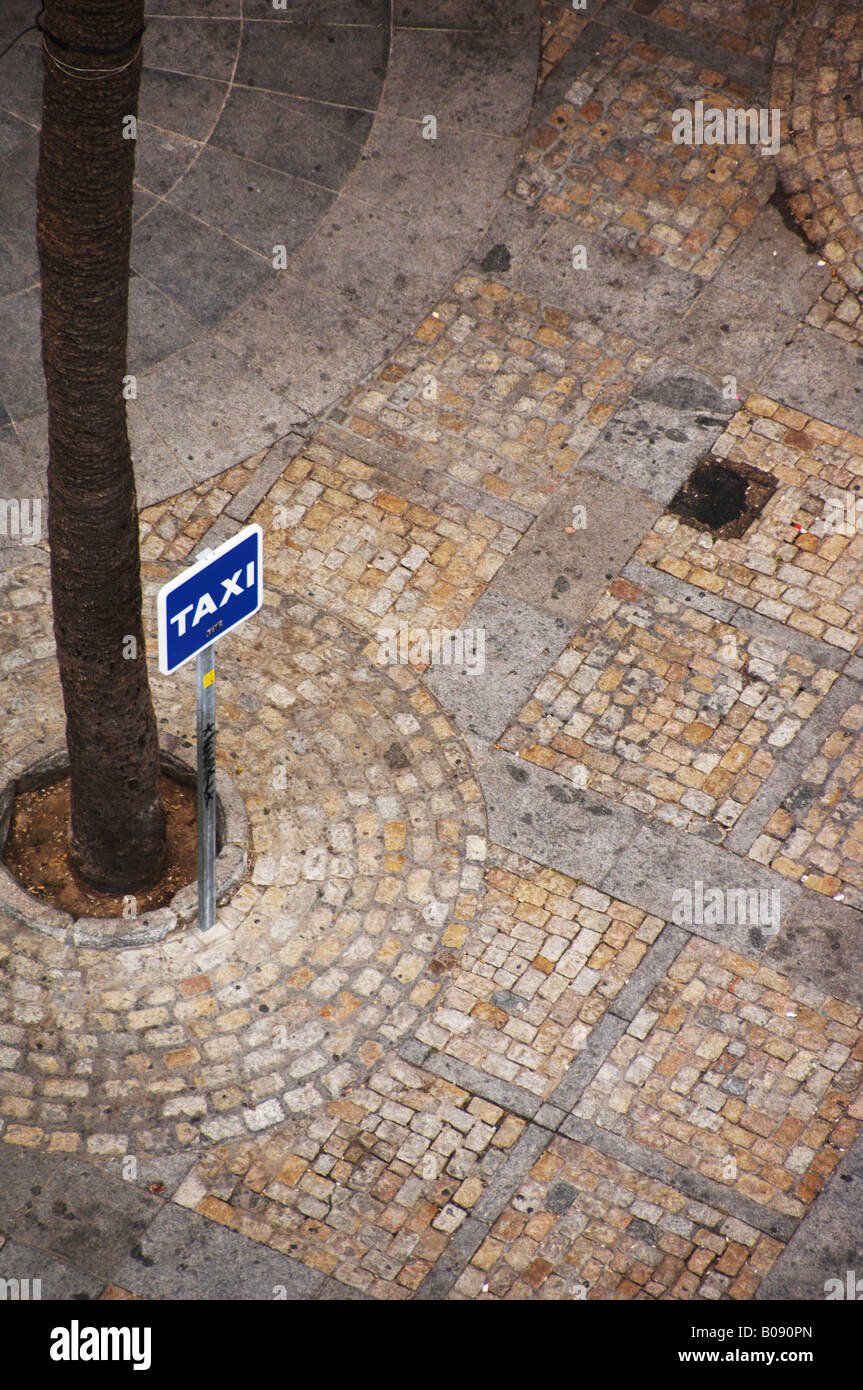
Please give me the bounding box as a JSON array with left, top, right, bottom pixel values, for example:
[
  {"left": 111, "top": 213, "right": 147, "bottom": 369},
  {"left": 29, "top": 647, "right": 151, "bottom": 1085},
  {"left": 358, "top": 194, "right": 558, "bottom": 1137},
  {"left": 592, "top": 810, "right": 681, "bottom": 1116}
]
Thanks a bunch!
[{"left": 37, "top": 0, "right": 166, "bottom": 891}]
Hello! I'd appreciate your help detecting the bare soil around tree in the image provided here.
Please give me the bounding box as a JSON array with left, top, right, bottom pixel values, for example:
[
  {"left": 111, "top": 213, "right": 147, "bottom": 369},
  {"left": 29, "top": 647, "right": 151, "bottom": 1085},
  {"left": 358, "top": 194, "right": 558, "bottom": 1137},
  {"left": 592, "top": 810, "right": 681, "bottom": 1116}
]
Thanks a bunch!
[{"left": 3, "top": 773, "right": 197, "bottom": 918}]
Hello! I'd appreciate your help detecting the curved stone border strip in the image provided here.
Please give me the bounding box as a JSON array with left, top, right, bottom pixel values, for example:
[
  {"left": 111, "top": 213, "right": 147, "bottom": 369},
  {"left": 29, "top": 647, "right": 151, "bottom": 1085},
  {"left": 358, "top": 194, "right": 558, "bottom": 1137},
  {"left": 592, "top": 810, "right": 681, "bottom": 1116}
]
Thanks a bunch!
[
  {"left": 771, "top": 3, "right": 863, "bottom": 303},
  {"left": 0, "top": 738, "right": 249, "bottom": 948}
]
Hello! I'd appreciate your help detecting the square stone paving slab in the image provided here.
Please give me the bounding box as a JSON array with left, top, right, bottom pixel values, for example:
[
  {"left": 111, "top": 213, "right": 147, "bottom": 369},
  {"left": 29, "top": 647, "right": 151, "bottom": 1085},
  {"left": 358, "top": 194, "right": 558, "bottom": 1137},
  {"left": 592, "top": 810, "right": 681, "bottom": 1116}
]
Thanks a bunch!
[
  {"left": 0, "top": 287, "right": 45, "bottom": 421},
  {"left": 381, "top": 26, "right": 538, "bottom": 138},
  {"left": 144, "top": 17, "right": 241, "bottom": 83},
  {"left": 487, "top": 470, "right": 661, "bottom": 622},
  {"left": 345, "top": 117, "right": 520, "bottom": 242},
  {"left": 167, "top": 144, "right": 336, "bottom": 261},
  {"left": 236, "top": 20, "right": 388, "bottom": 110},
  {"left": 667, "top": 282, "right": 797, "bottom": 393},
  {"left": 128, "top": 275, "right": 202, "bottom": 375},
  {"left": 714, "top": 203, "right": 832, "bottom": 322},
  {"left": 0, "top": 1146, "right": 64, "bottom": 1235},
  {"left": 764, "top": 893, "right": 863, "bottom": 1013},
  {"left": 0, "top": 171, "right": 37, "bottom": 279},
  {"left": 210, "top": 86, "right": 374, "bottom": 191},
  {"left": 139, "top": 69, "right": 229, "bottom": 144},
  {"left": 287, "top": 196, "right": 476, "bottom": 334},
  {"left": 600, "top": 817, "right": 801, "bottom": 953},
  {"left": 131, "top": 202, "right": 272, "bottom": 328},
  {"left": 216, "top": 274, "right": 401, "bottom": 417},
  {"left": 133, "top": 338, "right": 306, "bottom": 484},
  {"left": 0, "top": 1239, "right": 104, "bottom": 1300},
  {"left": 134, "top": 123, "right": 201, "bottom": 197}
]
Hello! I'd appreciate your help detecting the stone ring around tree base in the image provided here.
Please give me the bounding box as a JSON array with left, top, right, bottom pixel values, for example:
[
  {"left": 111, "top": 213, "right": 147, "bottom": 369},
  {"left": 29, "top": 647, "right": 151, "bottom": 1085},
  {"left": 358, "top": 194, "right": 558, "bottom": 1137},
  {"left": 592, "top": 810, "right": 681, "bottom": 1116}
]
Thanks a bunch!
[{"left": 0, "top": 739, "right": 250, "bottom": 949}]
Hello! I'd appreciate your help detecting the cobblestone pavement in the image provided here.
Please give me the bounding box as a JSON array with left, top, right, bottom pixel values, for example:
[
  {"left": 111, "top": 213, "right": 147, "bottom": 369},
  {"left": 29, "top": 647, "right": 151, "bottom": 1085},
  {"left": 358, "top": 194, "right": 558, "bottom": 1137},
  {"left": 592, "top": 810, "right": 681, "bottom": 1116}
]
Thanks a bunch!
[
  {"left": 772, "top": 1, "right": 863, "bottom": 343},
  {"left": 1, "top": 0, "right": 863, "bottom": 1303}
]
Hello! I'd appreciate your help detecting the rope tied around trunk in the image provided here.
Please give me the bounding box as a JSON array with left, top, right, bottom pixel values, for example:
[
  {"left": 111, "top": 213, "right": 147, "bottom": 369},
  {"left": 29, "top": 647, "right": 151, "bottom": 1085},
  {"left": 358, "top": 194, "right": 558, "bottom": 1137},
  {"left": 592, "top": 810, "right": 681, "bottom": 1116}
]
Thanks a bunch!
[
  {"left": 42, "top": 37, "right": 144, "bottom": 78},
  {"left": 38, "top": 13, "right": 146, "bottom": 77}
]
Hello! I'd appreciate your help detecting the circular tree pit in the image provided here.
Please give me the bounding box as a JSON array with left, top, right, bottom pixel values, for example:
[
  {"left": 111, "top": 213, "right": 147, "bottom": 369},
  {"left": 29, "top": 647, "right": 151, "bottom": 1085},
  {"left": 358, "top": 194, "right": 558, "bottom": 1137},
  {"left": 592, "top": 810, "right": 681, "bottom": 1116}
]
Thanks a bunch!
[{"left": 0, "top": 740, "right": 250, "bottom": 948}]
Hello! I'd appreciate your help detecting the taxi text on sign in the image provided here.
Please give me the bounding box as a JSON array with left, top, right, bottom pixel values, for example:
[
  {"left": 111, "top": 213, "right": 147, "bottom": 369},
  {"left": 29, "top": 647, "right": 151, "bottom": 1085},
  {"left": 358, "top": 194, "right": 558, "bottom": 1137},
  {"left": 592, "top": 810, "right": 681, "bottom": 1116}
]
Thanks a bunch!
[{"left": 157, "top": 524, "right": 263, "bottom": 674}]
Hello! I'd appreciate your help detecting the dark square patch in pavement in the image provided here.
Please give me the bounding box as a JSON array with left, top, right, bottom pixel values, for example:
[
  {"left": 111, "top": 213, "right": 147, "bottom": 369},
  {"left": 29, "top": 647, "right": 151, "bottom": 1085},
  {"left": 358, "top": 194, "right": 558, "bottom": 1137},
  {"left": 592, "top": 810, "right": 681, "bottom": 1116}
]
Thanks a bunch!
[{"left": 666, "top": 455, "right": 778, "bottom": 539}]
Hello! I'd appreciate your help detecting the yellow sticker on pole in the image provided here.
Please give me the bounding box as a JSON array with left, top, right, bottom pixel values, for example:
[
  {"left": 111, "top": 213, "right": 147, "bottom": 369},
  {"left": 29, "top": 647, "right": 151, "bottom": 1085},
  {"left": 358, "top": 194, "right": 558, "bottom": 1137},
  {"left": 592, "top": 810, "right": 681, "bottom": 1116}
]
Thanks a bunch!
[{"left": 203, "top": 669, "right": 214, "bottom": 688}]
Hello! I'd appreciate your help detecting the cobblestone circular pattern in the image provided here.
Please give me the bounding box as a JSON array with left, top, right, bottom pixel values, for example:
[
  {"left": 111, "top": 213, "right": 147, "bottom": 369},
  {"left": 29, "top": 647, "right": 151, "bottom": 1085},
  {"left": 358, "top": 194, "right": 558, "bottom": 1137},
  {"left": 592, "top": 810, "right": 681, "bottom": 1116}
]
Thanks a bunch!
[
  {"left": 0, "top": 556, "right": 486, "bottom": 1156},
  {"left": 772, "top": 2, "right": 863, "bottom": 305}
]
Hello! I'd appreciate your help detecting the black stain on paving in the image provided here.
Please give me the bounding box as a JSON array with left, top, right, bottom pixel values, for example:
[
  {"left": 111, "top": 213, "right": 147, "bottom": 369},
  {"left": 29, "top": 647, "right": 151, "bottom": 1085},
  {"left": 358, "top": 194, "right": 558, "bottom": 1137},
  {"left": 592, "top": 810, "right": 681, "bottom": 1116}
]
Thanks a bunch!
[
  {"left": 547, "top": 784, "right": 578, "bottom": 805},
  {"left": 546, "top": 1181, "right": 578, "bottom": 1213},
  {"left": 480, "top": 242, "right": 512, "bottom": 273},
  {"left": 667, "top": 456, "right": 778, "bottom": 539},
  {"left": 491, "top": 989, "right": 524, "bottom": 1014},
  {"left": 506, "top": 762, "right": 530, "bottom": 783},
  {"left": 635, "top": 374, "right": 731, "bottom": 413},
  {"left": 383, "top": 741, "right": 410, "bottom": 770}
]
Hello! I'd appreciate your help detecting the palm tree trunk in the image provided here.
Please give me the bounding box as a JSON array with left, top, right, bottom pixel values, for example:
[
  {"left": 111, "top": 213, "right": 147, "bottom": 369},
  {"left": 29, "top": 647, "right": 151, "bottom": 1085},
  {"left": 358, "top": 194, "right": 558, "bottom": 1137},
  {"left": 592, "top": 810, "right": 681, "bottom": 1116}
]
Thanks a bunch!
[{"left": 37, "top": 0, "right": 166, "bottom": 892}]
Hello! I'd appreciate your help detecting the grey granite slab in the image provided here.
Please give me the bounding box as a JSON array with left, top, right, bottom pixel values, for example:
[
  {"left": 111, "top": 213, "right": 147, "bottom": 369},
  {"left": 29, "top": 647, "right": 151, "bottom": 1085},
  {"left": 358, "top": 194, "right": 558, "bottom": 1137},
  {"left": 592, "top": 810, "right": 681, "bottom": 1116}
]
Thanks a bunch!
[
  {"left": 0, "top": 107, "right": 34, "bottom": 162},
  {"left": 216, "top": 274, "right": 400, "bottom": 417},
  {"left": 167, "top": 143, "right": 335, "bottom": 259},
  {"left": 381, "top": 26, "right": 537, "bottom": 138},
  {"left": 236, "top": 21, "right": 388, "bottom": 110},
  {"left": 132, "top": 337, "right": 306, "bottom": 483},
  {"left": 516, "top": 224, "right": 702, "bottom": 348},
  {"left": 211, "top": 86, "right": 374, "bottom": 191},
  {"left": 424, "top": 591, "right": 575, "bottom": 742},
  {"left": 715, "top": 203, "right": 832, "bottom": 321},
  {"left": 134, "top": 122, "right": 201, "bottom": 197},
  {"left": 242, "top": 0, "right": 388, "bottom": 26},
  {"left": 112, "top": 1201, "right": 326, "bottom": 1299},
  {"left": 0, "top": 1239, "right": 104, "bottom": 1300},
  {"left": 764, "top": 892, "right": 863, "bottom": 1012},
  {"left": 131, "top": 202, "right": 271, "bottom": 327},
  {"left": 481, "top": 749, "right": 645, "bottom": 882},
  {"left": 0, "top": 244, "right": 32, "bottom": 299},
  {"left": 394, "top": 0, "right": 532, "bottom": 27},
  {"left": 0, "top": 287, "right": 45, "bottom": 421},
  {"left": 667, "top": 282, "right": 798, "bottom": 390},
  {"left": 0, "top": 1145, "right": 65, "bottom": 1235},
  {"left": 138, "top": 69, "right": 229, "bottom": 143},
  {"left": 0, "top": 42, "right": 41, "bottom": 127},
  {"left": 144, "top": 17, "right": 241, "bottom": 82},
  {"left": 756, "top": 1128, "right": 863, "bottom": 1300},
  {"left": 572, "top": 356, "right": 736, "bottom": 502},
  {"left": 287, "top": 196, "right": 473, "bottom": 334},
  {"left": 600, "top": 817, "right": 802, "bottom": 955},
  {"left": 469, "top": 194, "right": 556, "bottom": 279},
  {"left": 128, "top": 274, "right": 202, "bottom": 375},
  {"left": 10, "top": 1158, "right": 162, "bottom": 1283},
  {"left": 346, "top": 117, "right": 519, "bottom": 240},
  {"left": 760, "top": 325, "right": 863, "bottom": 438},
  {"left": 489, "top": 470, "right": 660, "bottom": 621}
]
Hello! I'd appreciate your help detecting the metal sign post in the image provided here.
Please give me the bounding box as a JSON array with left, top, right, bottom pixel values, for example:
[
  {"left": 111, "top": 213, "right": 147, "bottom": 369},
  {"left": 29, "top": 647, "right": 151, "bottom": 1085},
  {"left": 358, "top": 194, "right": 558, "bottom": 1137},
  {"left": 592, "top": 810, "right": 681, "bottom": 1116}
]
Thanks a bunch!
[
  {"left": 157, "top": 523, "right": 263, "bottom": 935},
  {"left": 196, "top": 644, "right": 217, "bottom": 932}
]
